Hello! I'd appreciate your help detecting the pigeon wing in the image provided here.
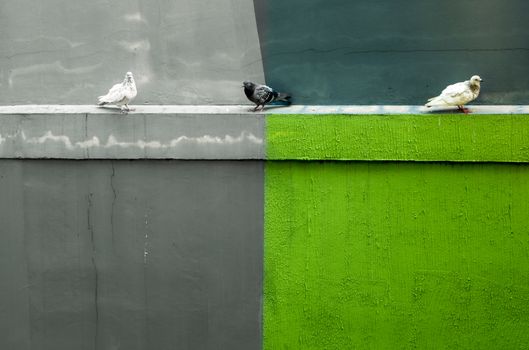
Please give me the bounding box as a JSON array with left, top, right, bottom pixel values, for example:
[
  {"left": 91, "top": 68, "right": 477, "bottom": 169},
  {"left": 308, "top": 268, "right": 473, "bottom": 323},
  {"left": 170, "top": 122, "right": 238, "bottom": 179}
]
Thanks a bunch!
[
  {"left": 426, "top": 81, "right": 473, "bottom": 106},
  {"left": 99, "top": 83, "right": 126, "bottom": 104},
  {"left": 438, "top": 81, "right": 473, "bottom": 105},
  {"left": 439, "top": 81, "right": 466, "bottom": 96},
  {"left": 254, "top": 85, "right": 275, "bottom": 105}
]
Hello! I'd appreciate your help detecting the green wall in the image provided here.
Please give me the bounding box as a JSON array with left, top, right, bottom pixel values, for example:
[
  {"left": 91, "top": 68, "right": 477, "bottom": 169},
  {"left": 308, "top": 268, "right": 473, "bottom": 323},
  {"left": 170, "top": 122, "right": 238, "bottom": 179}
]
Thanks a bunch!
[
  {"left": 266, "top": 114, "right": 529, "bottom": 162},
  {"left": 264, "top": 115, "right": 529, "bottom": 349}
]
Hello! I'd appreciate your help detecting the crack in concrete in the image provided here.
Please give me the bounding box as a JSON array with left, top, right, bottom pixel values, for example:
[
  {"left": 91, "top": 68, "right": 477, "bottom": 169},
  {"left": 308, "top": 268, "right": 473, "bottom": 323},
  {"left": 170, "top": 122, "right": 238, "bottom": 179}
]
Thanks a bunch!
[
  {"left": 87, "top": 192, "right": 99, "bottom": 349},
  {"left": 110, "top": 161, "right": 117, "bottom": 248}
]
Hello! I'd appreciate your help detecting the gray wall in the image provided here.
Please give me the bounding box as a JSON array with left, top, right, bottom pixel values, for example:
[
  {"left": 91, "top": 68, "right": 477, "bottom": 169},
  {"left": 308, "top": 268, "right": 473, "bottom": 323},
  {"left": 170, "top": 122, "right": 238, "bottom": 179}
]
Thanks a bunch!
[
  {"left": 254, "top": 0, "right": 529, "bottom": 104},
  {"left": 0, "top": 108, "right": 265, "bottom": 160},
  {"left": 0, "top": 160, "right": 263, "bottom": 350},
  {"left": 0, "top": 0, "right": 264, "bottom": 105}
]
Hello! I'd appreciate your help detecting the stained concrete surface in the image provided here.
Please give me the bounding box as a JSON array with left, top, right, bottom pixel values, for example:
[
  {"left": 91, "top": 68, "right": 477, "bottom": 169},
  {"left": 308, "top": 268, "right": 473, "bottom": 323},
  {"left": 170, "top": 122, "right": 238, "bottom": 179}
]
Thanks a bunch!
[
  {"left": 0, "top": 0, "right": 265, "bottom": 105},
  {"left": 0, "top": 110, "right": 265, "bottom": 159},
  {"left": 254, "top": 0, "right": 529, "bottom": 105},
  {"left": 2, "top": 105, "right": 529, "bottom": 160},
  {"left": 0, "top": 160, "right": 264, "bottom": 350}
]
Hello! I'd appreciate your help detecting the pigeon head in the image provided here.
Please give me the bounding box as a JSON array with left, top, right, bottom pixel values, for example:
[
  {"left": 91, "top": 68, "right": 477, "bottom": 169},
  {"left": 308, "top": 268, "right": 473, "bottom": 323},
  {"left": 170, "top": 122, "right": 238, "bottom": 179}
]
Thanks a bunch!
[
  {"left": 470, "top": 75, "right": 482, "bottom": 85},
  {"left": 243, "top": 81, "right": 255, "bottom": 89},
  {"left": 125, "top": 72, "right": 134, "bottom": 83}
]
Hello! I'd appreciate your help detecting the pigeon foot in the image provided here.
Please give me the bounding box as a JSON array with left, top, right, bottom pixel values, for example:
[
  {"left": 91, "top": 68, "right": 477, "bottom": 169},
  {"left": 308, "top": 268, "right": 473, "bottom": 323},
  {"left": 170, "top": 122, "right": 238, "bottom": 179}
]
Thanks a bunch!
[{"left": 457, "top": 105, "right": 471, "bottom": 114}]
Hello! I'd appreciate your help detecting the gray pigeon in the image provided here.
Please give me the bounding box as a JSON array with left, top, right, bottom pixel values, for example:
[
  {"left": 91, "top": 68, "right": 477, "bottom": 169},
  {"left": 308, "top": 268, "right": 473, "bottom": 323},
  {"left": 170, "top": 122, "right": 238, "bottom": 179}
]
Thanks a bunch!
[
  {"left": 243, "top": 81, "right": 291, "bottom": 111},
  {"left": 98, "top": 72, "right": 137, "bottom": 112}
]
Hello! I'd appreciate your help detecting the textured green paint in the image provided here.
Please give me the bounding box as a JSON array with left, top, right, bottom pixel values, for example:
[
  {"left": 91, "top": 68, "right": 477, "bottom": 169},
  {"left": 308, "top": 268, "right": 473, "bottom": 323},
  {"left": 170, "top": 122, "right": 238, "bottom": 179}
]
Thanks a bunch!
[
  {"left": 266, "top": 114, "right": 529, "bottom": 162},
  {"left": 264, "top": 161, "right": 529, "bottom": 349}
]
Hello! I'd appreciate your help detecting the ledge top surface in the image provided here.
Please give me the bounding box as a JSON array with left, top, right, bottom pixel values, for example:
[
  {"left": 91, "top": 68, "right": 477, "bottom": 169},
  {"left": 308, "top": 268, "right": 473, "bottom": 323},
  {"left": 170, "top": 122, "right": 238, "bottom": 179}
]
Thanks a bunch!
[{"left": 0, "top": 105, "right": 528, "bottom": 115}]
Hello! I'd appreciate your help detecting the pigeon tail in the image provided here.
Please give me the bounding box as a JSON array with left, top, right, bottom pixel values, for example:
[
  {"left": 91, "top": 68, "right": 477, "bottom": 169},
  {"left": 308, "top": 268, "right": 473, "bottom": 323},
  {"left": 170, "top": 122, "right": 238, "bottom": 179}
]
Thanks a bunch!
[
  {"left": 425, "top": 96, "right": 445, "bottom": 108},
  {"left": 276, "top": 92, "right": 292, "bottom": 103}
]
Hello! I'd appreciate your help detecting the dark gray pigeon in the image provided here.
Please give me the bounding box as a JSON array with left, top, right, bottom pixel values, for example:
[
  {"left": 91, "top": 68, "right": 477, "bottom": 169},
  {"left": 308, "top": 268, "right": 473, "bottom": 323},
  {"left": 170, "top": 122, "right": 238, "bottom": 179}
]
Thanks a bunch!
[{"left": 243, "top": 81, "right": 291, "bottom": 111}]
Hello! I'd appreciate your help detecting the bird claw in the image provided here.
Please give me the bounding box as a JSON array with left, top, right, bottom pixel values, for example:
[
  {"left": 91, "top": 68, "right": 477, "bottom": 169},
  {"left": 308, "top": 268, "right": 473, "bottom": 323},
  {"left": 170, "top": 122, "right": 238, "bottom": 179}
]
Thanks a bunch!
[
  {"left": 120, "top": 105, "right": 135, "bottom": 114},
  {"left": 458, "top": 106, "right": 471, "bottom": 114}
]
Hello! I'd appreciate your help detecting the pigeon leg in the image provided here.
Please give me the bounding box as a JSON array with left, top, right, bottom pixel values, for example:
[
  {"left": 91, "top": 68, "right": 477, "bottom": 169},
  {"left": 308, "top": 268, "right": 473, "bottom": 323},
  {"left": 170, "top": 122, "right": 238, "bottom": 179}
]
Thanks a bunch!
[
  {"left": 253, "top": 105, "right": 260, "bottom": 112},
  {"left": 458, "top": 105, "right": 471, "bottom": 114}
]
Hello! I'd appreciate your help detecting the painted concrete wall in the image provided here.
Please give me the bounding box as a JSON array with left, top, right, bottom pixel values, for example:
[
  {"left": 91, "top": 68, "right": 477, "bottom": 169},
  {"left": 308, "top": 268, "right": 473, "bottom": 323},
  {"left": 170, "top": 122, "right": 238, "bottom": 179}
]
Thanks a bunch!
[
  {"left": 254, "top": 0, "right": 529, "bottom": 104},
  {"left": 3, "top": 0, "right": 528, "bottom": 106},
  {"left": 0, "top": 0, "right": 264, "bottom": 105},
  {"left": 1, "top": 0, "right": 528, "bottom": 348},
  {"left": 0, "top": 160, "right": 263, "bottom": 350},
  {"left": 266, "top": 114, "right": 529, "bottom": 162},
  {"left": 1, "top": 112, "right": 529, "bottom": 349},
  {"left": 265, "top": 161, "right": 529, "bottom": 349},
  {"left": 0, "top": 107, "right": 265, "bottom": 159},
  {"left": 263, "top": 114, "right": 529, "bottom": 349}
]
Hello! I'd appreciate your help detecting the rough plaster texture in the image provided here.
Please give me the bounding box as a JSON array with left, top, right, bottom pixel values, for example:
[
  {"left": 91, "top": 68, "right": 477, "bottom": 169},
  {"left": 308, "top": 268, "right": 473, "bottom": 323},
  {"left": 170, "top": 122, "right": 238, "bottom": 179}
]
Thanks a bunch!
[
  {"left": 0, "top": 160, "right": 263, "bottom": 350},
  {"left": 0, "top": 110, "right": 265, "bottom": 159},
  {"left": 264, "top": 161, "right": 529, "bottom": 349},
  {"left": 3, "top": 107, "right": 529, "bottom": 160},
  {"left": 267, "top": 114, "right": 529, "bottom": 162},
  {"left": 0, "top": 0, "right": 264, "bottom": 104},
  {"left": 254, "top": 0, "right": 529, "bottom": 104}
]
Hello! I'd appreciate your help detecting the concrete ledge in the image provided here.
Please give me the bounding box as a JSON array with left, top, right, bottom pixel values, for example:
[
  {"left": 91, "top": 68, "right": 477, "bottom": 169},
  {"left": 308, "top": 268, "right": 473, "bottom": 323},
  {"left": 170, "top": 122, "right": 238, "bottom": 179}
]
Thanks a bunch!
[
  {"left": 1, "top": 104, "right": 529, "bottom": 115},
  {"left": 0, "top": 107, "right": 265, "bottom": 159},
  {"left": 268, "top": 105, "right": 529, "bottom": 115},
  {"left": 1, "top": 105, "right": 528, "bottom": 160},
  {"left": 267, "top": 114, "right": 529, "bottom": 162}
]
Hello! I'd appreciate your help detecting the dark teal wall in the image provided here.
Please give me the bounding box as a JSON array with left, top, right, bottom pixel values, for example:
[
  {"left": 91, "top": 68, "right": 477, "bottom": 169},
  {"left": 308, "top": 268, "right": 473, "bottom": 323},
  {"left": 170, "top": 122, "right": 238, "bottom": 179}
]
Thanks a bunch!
[{"left": 254, "top": 0, "right": 529, "bottom": 104}]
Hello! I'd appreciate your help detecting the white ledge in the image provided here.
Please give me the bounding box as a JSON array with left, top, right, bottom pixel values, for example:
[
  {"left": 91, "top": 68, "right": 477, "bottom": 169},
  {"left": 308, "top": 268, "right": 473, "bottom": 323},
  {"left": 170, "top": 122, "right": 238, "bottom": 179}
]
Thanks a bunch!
[{"left": 0, "top": 105, "right": 529, "bottom": 115}]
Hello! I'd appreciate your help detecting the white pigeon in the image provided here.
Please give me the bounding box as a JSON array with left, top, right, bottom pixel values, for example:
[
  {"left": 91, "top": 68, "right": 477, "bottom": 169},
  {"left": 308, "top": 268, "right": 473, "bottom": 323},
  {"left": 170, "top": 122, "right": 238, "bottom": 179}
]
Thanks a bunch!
[
  {"left": 98, "top": 72, "right": 137, "bottom": 112},
  {"left": 425, "top": 75, "right": 483, "bottom": 113}
]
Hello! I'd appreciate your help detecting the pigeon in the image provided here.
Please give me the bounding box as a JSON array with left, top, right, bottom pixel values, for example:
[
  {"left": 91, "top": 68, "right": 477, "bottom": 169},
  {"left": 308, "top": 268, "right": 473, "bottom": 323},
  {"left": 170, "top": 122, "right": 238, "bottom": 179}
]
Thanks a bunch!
[
  {"left": 243, "top": 81, "right": 291, "bottom": 111},
  {"left": 98, "top": 72, "right": 137, "bottom": 112},
  {"left": 425, "top": 75, "right": 483, "bottom": 113}
]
